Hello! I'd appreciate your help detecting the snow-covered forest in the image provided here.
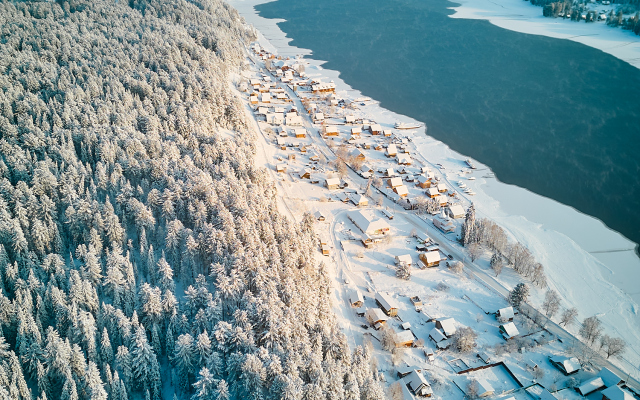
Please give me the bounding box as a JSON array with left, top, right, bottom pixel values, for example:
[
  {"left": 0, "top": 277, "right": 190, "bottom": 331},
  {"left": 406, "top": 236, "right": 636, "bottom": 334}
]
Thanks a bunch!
[{"left": 0, "top": 0, "right": 382, "bottom": 399}]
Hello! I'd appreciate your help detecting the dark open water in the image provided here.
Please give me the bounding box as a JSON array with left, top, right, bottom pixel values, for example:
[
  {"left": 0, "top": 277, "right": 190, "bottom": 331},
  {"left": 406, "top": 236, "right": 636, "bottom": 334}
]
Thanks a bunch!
[{"left": 257, "top": 0, "right": 640, "bottom": 251}]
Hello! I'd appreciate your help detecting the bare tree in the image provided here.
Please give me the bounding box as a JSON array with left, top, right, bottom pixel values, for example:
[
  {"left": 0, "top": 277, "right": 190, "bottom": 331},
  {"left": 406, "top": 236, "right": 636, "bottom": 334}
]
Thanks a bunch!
[
  {"left": 542, "top": 289, "right": 561, "bottom": 318},
  {"left": 387, "top": 382, "right": 403, "bottom": 400},
  {"left": 468, "top": 243, "right": 482, "bottom": 262},
  {"left": 466, "top": 379, "right": 479, "bottom": 399},
  {"left": 579, "top": 315, "right": 603, "bottom": 345},
  {"left": 452, "top": 327, "right": 477, "bottom": 352},
  {"left": 601, "top": 336, "right": 626, "bottom": 359},
  {"left": 449, "top": 261, "right": 464, "bottom": 275},
  {"left": 560, "top": 307, "right": 578, "bottom": 327},
  {"left": 376, "top": 195, "right": 384, "bottom": 207},
  {"left": 490, "top": 252, "right": 503, "bottom": 276},
  {"left": 381, "top": 325, "right": 396, "bottom": 351},
  {"left": 391, "top": 347, "right": 405, "bottom": 366}
]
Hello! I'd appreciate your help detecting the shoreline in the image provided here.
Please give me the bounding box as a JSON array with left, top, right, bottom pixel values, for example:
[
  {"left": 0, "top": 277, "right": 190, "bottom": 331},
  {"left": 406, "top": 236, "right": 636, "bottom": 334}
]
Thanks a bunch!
[
  {"left": 228, "top": 0, "right": 640, "bottom": 375},
  {"left": 448, "top": 0, "right": 640, "bottom": 70}
]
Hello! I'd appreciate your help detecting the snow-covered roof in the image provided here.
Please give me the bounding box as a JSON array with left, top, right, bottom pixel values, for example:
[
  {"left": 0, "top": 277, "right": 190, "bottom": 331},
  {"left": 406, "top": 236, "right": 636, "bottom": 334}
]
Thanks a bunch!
[
  {"left": 348, "top": 210, "right": 390, "bottom": 236},
  {"left": 389, "top": 177, "right": 403, "bottom": 187},
  {"left": 437, "top": 183, "right": 447, "bottom": 191},
  {"left": 500, "top": 322, "right": 519, "bottom": 338},
  {"left": 351, "top": 127, "right": 362, "bottom": 134},
  {"left": 416, "top": 175, "right": 429, "bottom": 184},
  {"left": 361, "top": 164, "right": 373, "bottom": 173},
  {"left": 348, "top": 289, "right": 364, "bottom": 306},
  {"left": 422, "top": 251, "right": 440, "bottom": 265},
  {"left": 293, "top": 127, "right": 307, "bottom": 136},
  {"left": 401, "top": 322, "right": 412, "bottom": 330},
  {"left": 367, "top": 308, "right": 388, "bottom": 323},
  {"left": 350, "top": 148, "right": 365, "bottom": 158},
  {"left": 396, "top": 154, "right": 412, "bottom": 164},
  {"left": 429, "top": 328, "right": 447, "bottom": 342},
  {"left": 345, "top": 115, "right": 356, "bottom": 123},
  {"left": 577, "top": 377, "right": 605, "bottom": 396},
  {"left": 370, "top": 124, "right": 382, "bottom": 132},
  {"left": 600, "top": 368, "right": 623, "bottom": 388},
  {"left": 350, "top": 194, "right": 368, "bottom": 205},
  {"left": 326, "top": 178, "right": 340, "bottom": 187},
  {"left": 448, "top": 204, "right": 465, "bottom": 217},
  {"left": 426, "top": 187, "right": 439, "bottom": 196},
  {"left": 550, "top": 356, "right": 581, "bottom": 374},
  {"left": 394, "top": 185, "right": 409, "bottom": 196},
  {"left": 324, "top": 125, "right": 338, "bottom": 133},
  {"left": 405, "top": 371, "right": 431, "bottom": 395},
  {"left": 386, "top": 144, "right": 398, "bottom": 154},
  {"left": 601, "top": 386, "right": 634, "bottom": 400},
  {"left": 376, "top": 292, "right": 399, "bottom": 312},
  {"left": 497, "top": 306, "right": 514, "bottom": 319},
  {"left": 437, "top": 318, "right": 456, "bottom": 337},
  {"left": 396, "top": 254, "right": 412, "bottom": 265},
  {"left": 395, "top": 330, "right": 414, "bottom": 344},
  {"left": 476, "top": 379, "right": 494, "bottom": 396},
  {"left": 315, "top": 112, "right": 325, "bottom": 120}
]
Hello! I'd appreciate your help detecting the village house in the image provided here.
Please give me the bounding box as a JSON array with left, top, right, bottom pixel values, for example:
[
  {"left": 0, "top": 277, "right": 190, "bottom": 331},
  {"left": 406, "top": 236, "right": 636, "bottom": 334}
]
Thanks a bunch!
[
  {"left": 323, "top": 125, "right": 339, "bottom": 136},
  {"left": 286, "top": 114, "right": 303, "bottom": 126},
  {"left": 385, "top": 144, "right": 398, "bottom": 157},
  {"left": 294, "top": 127, "right": 307, "bottom": 138},
  {"left": 601, "top": 386, "right": 634, "bottom": 400},
  {"left": 325, "top": 178, "right": 340, "bottom": 190},
  {"left": 375, "top": 292, "right": 399, "bottom": 317},
  {"left": 549, "top": 355, "right": 581, "bottom": 375},
  {"left": 397, "top": 366, "right": 423, "bottom": 379},
  {"left": 396, "top": 154, "right": 412, "bottom": 165},
  {"left": 499, "top": 322, "right": 519, "bottom": 340},
  {"left": 383, "top": 129, "right": 393, "bottom": 137},
  {"left": 276, "top": 163, "right": 287, "bottom": 173},
  {"left": 366, "top": 308, "right": 388, "bottom": 329},
  {"left": 250, "top": 94, "right": 258, "bottom": 105},
  {"left": 395, "top": 254, "right": 413, "bottom": 267},
  {"left": 433, "top": 209, "right": 455, "bottom": 232},
  {"left": 348, "top": 210, "right": 390, "bottom": 236},
  {"left": 496, "top": 306, "right": 515, "bottom": 322},
  {"left": 419, "top": 251, "right": 441, "bottom": 268},
  {"left": 435, "top": 318, "right": 456, "bottom": 337},
  {"left": 351, "top": 126, "right": 362, "bottom": 136},
  {"left": 426, "top": 187, "right": 439, "bottom": 198},
  {"left": 395, "top": 330, "right": 415, "bottom": 348},
  {"left": 369, "top": 124, "right": 383, "bottom": 135},
  {"left": 260, "top": 93, "right": 271, "bottom": 103},
  {"left": 299, "top": 169, "right": 311, "bottom": 179},
  {"left": 311, "top": 81, "right": 336, "bottom": 93},
  {"left": 437, "top": 183, "right": 447, "bottom": 193},
  {"left": 276, "top": 126, "right": 288, "bottom": 137},
  {"left": 314, "top": 112, "right": 325, "bottom": 122},
  {"left": 429, "top": 328, "right": 447, "bottom": 344},
  {"left": 350, "top": 148, "right": 366, "bottom": 161},
  {"left": 394, "top": 185, "right": 409, "bottom": 198},
  {"left": 345, "top": 115, "right": 356, "bottom": 124},
  {"left": 447, "top": 204, "right": 465, "bottom": 219},
  {"left": 348, "top": 289, "right": 364, "bottom": 308},
  {"left": 314, "top": 211, "right": 326, "bottom": 221},
  {"left": 405, "top": 371, "right": 433, "bottom": 397},
  {"left": 436, "top": 195, "right": 448, "bottom": 207},
  {"left": 267, "top": 113, "right": 284, "bottom": 125},
  {"left": 384, "top": 167, "right": 396, "bottom": 177},
  {"left": 349, "top": 193, "right": 369, "bottom": 207},
  {"left": 416, "top": 175, "right": 431, "bottom": 189},
  {"left": 388, "top": 177, "right": 403, "bottom": 188}
]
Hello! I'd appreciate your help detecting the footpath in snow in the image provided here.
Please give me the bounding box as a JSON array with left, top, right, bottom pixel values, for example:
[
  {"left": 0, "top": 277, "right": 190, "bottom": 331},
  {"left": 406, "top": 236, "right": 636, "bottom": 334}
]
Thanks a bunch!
[{"left": 227, "top": 0, "right": 640, "bottom": 378}]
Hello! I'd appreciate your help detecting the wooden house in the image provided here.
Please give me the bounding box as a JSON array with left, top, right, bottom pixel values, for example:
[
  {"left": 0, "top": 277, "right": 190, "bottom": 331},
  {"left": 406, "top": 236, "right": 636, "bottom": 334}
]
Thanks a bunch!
[
  {"left": 395, "top": 254, "right": 412, "bottom": 267},
  {"left": 388, "top": 177, "right": 403, "bottom": 188},
  {"left": 350, "top": 194, "right": 368, "bottom": 207},
  {"left": 276, "top": 164, "right": 287, "bottom": 173},
  {"left": 260, "top": 93, "right": 271, "bottom": 103},
  {"left": 348, "top": 289, "right": 364, "bottom": 308},
  {"left": 419, "top": 251, "right": 440, "bottom": 268},
  {"left": 325, "top": 178, "right": 340, "bottom": 190},
  {"left": 366, "top": 308, "right": 388, "bottom": 329},
  {"left": 426, "top": 187, "right": 439, "bottom": 198},
  {"left": 447, "top": 204, "right": 465, "bottom": 219},
  {"left": 416, "top": 175, "right": 431, "bottom": 189},
  {"left": 294, "top": 127, "right": 307, "bottom": 138},
  {"left": 345, "top": 115, "right": 356, "bottom": 124},
  {"left": 321, "top": 244, "right": 330, "bottom": 256},
  {"left": 549, "top": 356, "right": 581, "bottom": 375},
  {"left": 496, "top": 306, "right": 514, "bottom": 322},
  {"left": 348, "top": 210, "right": 390, "bottom": 236},
  {"left": 396, "top": 154, "right": 412, "bottom": 165},
  {"left": 368, "top": 124, "right": 382, "bottom": 135},
  {"left": 375, "top": 292, "right": 399, "bottom": 317},
  {"left": 383, "top": 129, "right": 393, "bottom": 137},
  {"left": 385, "top": 144, "right": 398, "bottom": 157},
  {"left": 350, "top": 148, "right": 365, "bottom": 161},
  {"left": 499, "top": 322, "right": 519, "bottom": 340},
  {"left": 286, "top": 115, "right": 303, "bottom": 126},
  {"left": 314, "top": 112, "right": 325, "bottom": 122},
  {"left": 250, "top": 95, "right": 258, "bottom": 105},
  {"left": 437, "top": 183, "right": 447, "bottom": 193},
  {"left": 405, "top": 371, "right": 433, "bottom": 397},
  {"left": 323, "top": 125, "right": 339, "bottom": 136},
  {"left": 299, "top": 169, "right": 311, "bottom": 179},
  {"left": 351, "top": 127, "right": 362, "bottom": 136},
  {"left": 394, "top": 185, "right": 409, "bottom": 198},
  {"left": 435, "top": 318, "right": 456, "bottom": 337},
  {"left": 394, "top": 330, "right": 415, "bottom": 348}
]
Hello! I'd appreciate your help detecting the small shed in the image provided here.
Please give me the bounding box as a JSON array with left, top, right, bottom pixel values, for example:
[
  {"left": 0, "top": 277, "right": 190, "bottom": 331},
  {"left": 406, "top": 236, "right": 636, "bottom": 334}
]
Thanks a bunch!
[
  {"left": 419, "top": 251, "right": 440, "bottom": 268},
  {"left": 321, "top": 244, "right": 330, "bottom": 256},
  {"left": 375, "top": 292, "right": 399, "bottom": 317},
  {"left": 299, "top": 169, "right": 311, "bottom": 179},
  {"left": 496, "top": 306, "right": 515, "bottom": 322},
  {"left": 348, "top": 289, "right": 364, "bottom": 308},
  {"left": 383, "top": 129, "right": 393, "bottom": 137},
  {"left": 351, "top": 127, "right": 362, "bottom": 135},
  {"left": 345, "top": 115, "right": 356, "bottom": 124},
  {"left": 435, "top": 318, "right": 456, "bottom": 337},
  {"left": 314, "top": 211, "right": 326, "bottom": 221},
  {"left": 395, "top": 330, "right": 415, "bottom": 348},
  {"left": 549, "top": 355, "right": 581, "bottom": 375},
  {"left": 325, "top": 178, "right": 340, "bottom": 190},
  {"left": 395, "top": 254, "right": 413, "bottom": 267},
  {"left": 397, "top": 366, "right": 422, "bottom": 378},
  {"left": 437, "top": 183, "right": 447, "bottom": 193},
  {"left": 499, "top": 322, "right": 520, "bottom": 340}
]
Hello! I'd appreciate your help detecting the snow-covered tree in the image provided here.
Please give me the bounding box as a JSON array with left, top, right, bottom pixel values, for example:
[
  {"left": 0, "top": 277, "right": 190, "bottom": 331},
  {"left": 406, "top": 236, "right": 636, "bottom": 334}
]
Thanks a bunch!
[{"left": 508, "top": 283, "right": 529, "bottom": 308}]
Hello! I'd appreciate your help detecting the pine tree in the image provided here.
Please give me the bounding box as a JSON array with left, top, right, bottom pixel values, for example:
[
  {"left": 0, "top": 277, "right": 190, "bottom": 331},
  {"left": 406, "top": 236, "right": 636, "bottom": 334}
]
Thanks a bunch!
[{"left": 508, "top": 283, "right": 530, "bottom": 308}]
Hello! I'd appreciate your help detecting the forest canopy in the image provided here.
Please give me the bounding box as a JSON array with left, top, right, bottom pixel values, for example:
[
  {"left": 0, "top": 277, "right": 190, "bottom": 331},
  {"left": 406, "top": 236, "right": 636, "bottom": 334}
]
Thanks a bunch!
[{"left": 0, "top": 0, "right": 383, "bottom": 399}]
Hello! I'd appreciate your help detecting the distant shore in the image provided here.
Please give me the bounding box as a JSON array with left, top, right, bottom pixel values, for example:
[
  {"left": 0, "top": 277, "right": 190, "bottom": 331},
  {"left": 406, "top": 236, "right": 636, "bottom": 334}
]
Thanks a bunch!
[{"left": 449, "top": 0, "right": 640, "bottom": 70}]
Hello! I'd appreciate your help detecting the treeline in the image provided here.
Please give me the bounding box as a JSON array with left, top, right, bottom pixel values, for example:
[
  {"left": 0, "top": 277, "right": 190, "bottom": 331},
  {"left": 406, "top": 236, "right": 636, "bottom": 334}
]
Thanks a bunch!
[
  {"left": 529, "top": 0, "right": 640, "bottom": 36},
  {"left": 0, "top": 1, "right": 383, "bottom": 400}
]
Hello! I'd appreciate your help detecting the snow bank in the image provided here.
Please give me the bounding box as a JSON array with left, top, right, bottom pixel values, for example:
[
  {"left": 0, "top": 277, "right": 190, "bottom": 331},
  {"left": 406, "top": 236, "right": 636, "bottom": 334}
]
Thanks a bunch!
[
  {"left": 227, "top": 0, "right": 640, "bottom": 377},
  {"left": 449, "top": 0, "right": 640, "bottom": 70}
]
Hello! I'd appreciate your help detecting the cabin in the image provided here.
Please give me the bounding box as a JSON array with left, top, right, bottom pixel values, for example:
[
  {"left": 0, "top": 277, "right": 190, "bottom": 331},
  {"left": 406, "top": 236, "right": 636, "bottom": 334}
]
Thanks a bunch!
[
  {"left": 396, "top": 154, "right": 412, "bottom": 165},
  {"left": 314, "top": 112, "right": 325, "bottom": 122},
  {"left": 419, "top": 251, "right": 440, "bottom": 268},
  {"left": 350, "top": 148, "right": 366, "bottom": 161},
  {"left": 496, "top": 306, "right": 515, "bottom": 322},
  {"left": 578, "top": 377, "right": 606, "bottom": 396},
  {"left": 323, "top": 125, "right": 339, "bottom": 136},
  {"left": 250, "top": 95, "right": 259, "bottom": 104},
  {"left": 286, "top": 115, "right": 303, "bottom": 126},
  {"left": 345, "top": 115, "right": 356, "bottom": 124},
  {"left": 348, "top": 210, "right": 390, "bottom": 236},
  {"left": 385, "top": 168, "right": 396, "bottom": 177},
  {"left": 549, "top": 356, "right": 581, "bottom": 375},
  {"left": 299, "top": 169, "right": 311, "bottom": 179},
  {"left": 383, "top": 129, "right": 393, "bottom": 137},
  {"left": 293, "top": 127, "right": 307, "bottom": 138},
  {"left": 395, "top": 254, "right": 413, "bottom": 267},
  {"left": 437, "top": 183, "right": 447, "bottom": 193},
  {"left": 260, "top": 93, "right": 271, "bottom": 103},
  {"left": 405, "top": 371, "right": 433, "bottom": 397},
  {"left": 375, "top": 292, "right": 399, "bottom": 317},
  {"left": 435, "top": 318, "right": 456, "bottom": 337},
  {"left": 267, "top": 113, "right": 284, "bottom": 125},
  {"left": 499, "top": 322, "right": 520, "bottom": 340},
  {"left": 426, "top": 187, "right": 439, "bottom": 198},
  {"left": 369, "top": 124, "right": 383, "bottom": 135},
  {"left": 385, "top": 144, "right": 398, "bottom": 157},
  {"left": 476, "top": 379, "right": 495, "bottom": 398},
  {"left": 447, "top": 204, "right": 465, "bottom": 219},
  {"left": 397, "top": 366, "right": 422, "bottom": 379},
  {"left": 325, "top": 178, "right": 340, "bottom": 190},
  {"left": 321, "top": 244, "right": 330, "bottom": 256},
  {"left": 276, "top": 164, "right": 287, "bottom": 173},
  {"left": 314, "top": 211, "right": 326, "bottom": 221},
  {"left": 436, "top": 195, "right": 448, "bottom": 207},
  {"left": 601, "top": 386, "right": 634, "bottom": 400},
  {"left": 350, "top": 194, "right": 369, "bottom": 207},
  {"left": 394, "top": 185, "right": 409, "bottom": 198},
  {"left": 416, "top": 176, "right": 431, "bottom": 189},
  {"left": 388, "top": 177, "right": 403, "bottom": 188},
  {"left": 351, "top": 127, "right": 362, "bottom": 136},
  {"left": 366, "top": 308, "right": 388, "bottom": 329},
  {"left": 395, "top": 330, "right": 415, "bottom": 348},
  {"left": 348, "top": 289, "right": 364, "bottom": 308}
]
